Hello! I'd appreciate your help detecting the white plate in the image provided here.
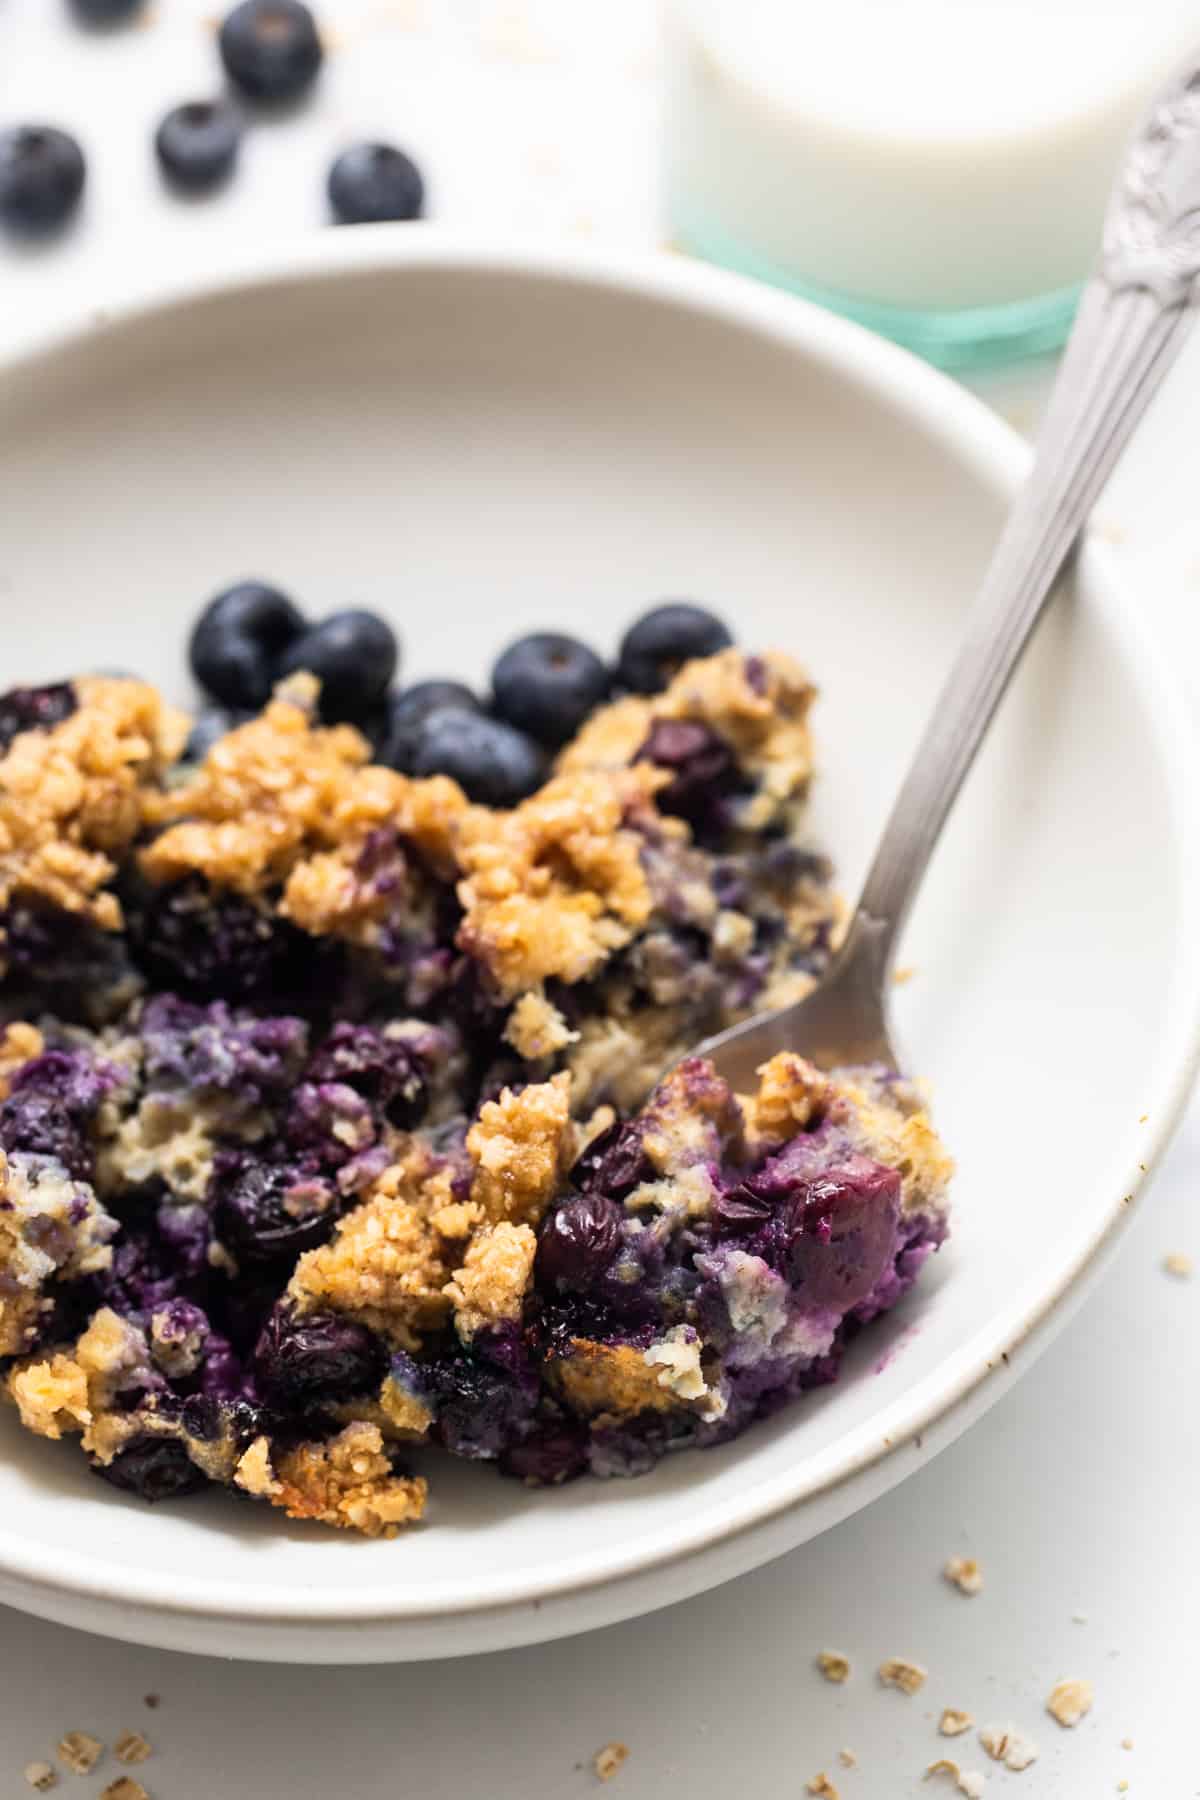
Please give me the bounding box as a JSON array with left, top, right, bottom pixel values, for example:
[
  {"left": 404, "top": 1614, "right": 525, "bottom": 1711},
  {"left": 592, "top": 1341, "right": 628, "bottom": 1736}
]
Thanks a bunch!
[{"left": 0, "top": 233, "right": 1196, "bottom": 1663}]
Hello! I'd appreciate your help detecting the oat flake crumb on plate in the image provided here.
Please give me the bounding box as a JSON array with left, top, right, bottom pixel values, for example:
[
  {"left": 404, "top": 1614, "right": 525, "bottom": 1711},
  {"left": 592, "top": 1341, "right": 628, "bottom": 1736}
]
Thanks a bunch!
[
  {"left": 878, "top": 1657, "right": 928, "bottom": 1695},
  {"left": 978, "top": 1722, "right": 1039, "bottom": 1770},
  {"left": 1046, "top": 1678, "right": 1094, "bottom": 1727},
  {"left": 939, "top": 1708, "right": 974, "bottom": 1736}
]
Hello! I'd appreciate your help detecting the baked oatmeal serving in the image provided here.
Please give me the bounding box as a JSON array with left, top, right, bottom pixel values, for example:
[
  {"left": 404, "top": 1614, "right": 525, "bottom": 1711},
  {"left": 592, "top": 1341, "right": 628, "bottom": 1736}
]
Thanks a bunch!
[{"left": 0, "top": 594, "right": 951, "bottom": 1537}]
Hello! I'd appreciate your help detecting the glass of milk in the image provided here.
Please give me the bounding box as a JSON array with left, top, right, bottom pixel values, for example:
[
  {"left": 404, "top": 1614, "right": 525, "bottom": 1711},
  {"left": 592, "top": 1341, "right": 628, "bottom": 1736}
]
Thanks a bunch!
[{"left": 663, "top": 0, "right": 1197, "bottom": 366}]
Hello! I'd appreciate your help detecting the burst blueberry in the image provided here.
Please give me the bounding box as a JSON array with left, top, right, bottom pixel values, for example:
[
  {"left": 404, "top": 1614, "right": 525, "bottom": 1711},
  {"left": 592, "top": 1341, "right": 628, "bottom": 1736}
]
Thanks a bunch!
[
  {"left": 616, "top": 602, "right": 733, "bottom": 694},
  {"left": 155, "top": 101, "right": 242, "bottom": 193},
  {"left": 94, "top": 1437, "right": 209, "bottom": 1503},
  {"left": 218, "top": 0, "right": 323, "bottom": 103},
  {"left": 279, "top": 609, "right": 398, "bottom": 722},
  {"left": 328, "top": 142, "right": 424, "bottom": 226},
  {"left": 189, "top": 580, "right": 306, "bottom": 709},
  {"left": 491, "top": 632, "right": 611, "bottom": 747},
  {"left": 0, "top": 127, "right": 86, "bottom": 235},
  {"left": 254, "top": 1305, "right": 384, "bottom": 1408},
  {"left": 408, "top": 706, "right": 545, "bottom": 806}
]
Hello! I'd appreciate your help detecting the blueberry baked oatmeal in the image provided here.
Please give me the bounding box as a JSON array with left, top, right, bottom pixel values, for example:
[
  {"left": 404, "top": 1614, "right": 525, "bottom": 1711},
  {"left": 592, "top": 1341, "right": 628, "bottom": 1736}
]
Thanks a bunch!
[{"left": 0, "top": 596, "right": 951, "bottom": 1536}]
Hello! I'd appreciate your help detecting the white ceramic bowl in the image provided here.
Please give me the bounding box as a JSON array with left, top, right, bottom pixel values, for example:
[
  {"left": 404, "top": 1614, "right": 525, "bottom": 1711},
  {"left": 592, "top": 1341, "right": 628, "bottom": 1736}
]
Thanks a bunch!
[{"left": 0, "top": 234, "right": 1196, "bottom": 1663}]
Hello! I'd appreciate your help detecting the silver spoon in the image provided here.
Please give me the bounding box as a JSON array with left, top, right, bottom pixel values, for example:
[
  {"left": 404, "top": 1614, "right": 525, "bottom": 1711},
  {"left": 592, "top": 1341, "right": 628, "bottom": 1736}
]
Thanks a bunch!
[{"left": 697, "top": 62, "right": 1200, "bottom": 1090}]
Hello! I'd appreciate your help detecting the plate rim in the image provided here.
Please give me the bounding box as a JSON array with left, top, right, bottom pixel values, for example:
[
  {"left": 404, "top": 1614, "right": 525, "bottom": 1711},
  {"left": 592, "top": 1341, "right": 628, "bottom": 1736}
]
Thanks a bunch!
[{"left": 1, "top": 227, "right": 1198, "bottom": 1635}]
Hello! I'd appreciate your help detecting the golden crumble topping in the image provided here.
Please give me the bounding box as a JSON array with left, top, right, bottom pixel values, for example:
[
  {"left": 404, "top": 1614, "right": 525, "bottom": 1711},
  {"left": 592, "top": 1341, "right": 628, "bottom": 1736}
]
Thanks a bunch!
[
  {"left": 559, "top": 648, "right": 815, "bottom": 831},
  {"left": 0, "top": 678, "right": 186, "bottom": 934},
  {"left": 745, "top": 1052, "right": 831, "bottom": 1147},
  {"left": 556, "top": 1337, "right": 701, "bottom": 1420},
  {"left": 0, "top": 1151, "right": 117, "bottom": 1357},
  {"left": 288, "top": 1149, "right": 453, "bottom": 1346},
  {"left": 639, "top": 1060, "right": 742, "bottom": 1175},
  {"left": 8, "top": 1309, "right": 152, "bottom": 1455},
  {"left": 376, "top": 1375, "right": 435, "bottom": 1439},
  {"left": 834, "top": 1073, "right": 954, "bottom": 1220},
  {"left": 504, "top": 991, "right": 579, "bottom": 1060},
  {"left": 233, "top": 1435, "right": 280, "bottom": 1500},
  {"left": 446, "top": 1221, "right": 537, "bottom": 1342},
  {"left": 456, "top": 769, "right": 656, "bottom": 999},
  {"left": 467, "top": 1072, "right": 573, "bottom": 1228},
  {"left": 270, "top": 1421, "right": 427, "bottom": 1537}
]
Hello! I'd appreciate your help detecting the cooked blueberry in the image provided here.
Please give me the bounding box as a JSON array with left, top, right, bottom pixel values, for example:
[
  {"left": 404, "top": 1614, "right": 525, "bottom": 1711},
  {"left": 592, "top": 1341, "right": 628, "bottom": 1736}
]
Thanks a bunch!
[
  {"left": 408, "top": 707, "right": 545, "bottom": 806},
  {"left": 279, "top": 610, "right": 398, "bottom": 722},
  {"left": 0, "top": 682, "right": 77, "bottom": 755},
  {"left": 328, "top": 141, "right": 424, "bottom": 226},
  {"left": 122, "top": 876, "right": 300, "bottom": 1002},
  {"left": 189, "top": 580, "right": 306, "bottom": 709},
  {"left": 218, "top": 0, "right": 323, "bottom": 103},
  {"left": 376, "top": 680, "right": 482, "bottom": 773},
  {"left": 94, "top": 1436, "right": 209, "bottom": 1502},
  {"left": 783, "top": 1157, "right": 901, "bottom": 1308},
  {"left": 254, "top": 1304, "right": 384, "bottom": 1408},
  {"left": 69, "top": 0, "right": 145, "bottom": 20},
  {"left": 634, "top": 717, "right": 739, "bottom": 829},
  {"left": 155, "top": 100, "right": 241, "bottom": 192},
  {"left": 616, "top": 602, "right": 733, "bottom": 694},
  {"left": 537, "top": 1193, "right": 622, "bottom": 1292},
  {"left": 214, "top": 1158, "right": 339, "bottom": 1263},
  {"left": 304, "top": 1022, "right": 427, "bottom": 1128},
  {"left": 491, "top": 632, "right": 611, "bottom": 747},
  {"left": 183, "top": 703, "right": 251, "bottom": 762},
  {"left": 421, "top": 1351, "right": 536, "bottom": 1460},
  {"left": 500, "top": 1425, "right": 588, "bottom": 1486},
  {"left": 571, "top": 1119, "right": 651, "bottom": 1200},
  {"left": 0, "top": 127, "right": 86, "bottom": 235},
  {"left": 0, "top": 1050, "right": 115, "bottom": 1179}
]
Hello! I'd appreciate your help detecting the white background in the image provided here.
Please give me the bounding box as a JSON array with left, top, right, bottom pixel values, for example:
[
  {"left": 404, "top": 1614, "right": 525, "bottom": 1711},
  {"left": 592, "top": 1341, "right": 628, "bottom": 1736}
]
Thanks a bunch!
[{"left": 2, "top": 3, "right": 1199, "bottom": 1794}]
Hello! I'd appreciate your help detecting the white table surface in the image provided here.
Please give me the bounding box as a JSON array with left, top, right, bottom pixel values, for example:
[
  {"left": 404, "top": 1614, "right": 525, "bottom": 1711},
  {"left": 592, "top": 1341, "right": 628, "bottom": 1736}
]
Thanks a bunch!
[{"left": 2, "top": 4, "right": 1198, "bottom": 1794}]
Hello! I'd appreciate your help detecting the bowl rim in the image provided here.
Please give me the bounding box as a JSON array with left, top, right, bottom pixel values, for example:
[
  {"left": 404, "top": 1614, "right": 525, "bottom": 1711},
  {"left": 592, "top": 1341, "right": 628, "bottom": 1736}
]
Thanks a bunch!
[{"left": 2, "top": 227, "right": 1198, "bottom": 1630}]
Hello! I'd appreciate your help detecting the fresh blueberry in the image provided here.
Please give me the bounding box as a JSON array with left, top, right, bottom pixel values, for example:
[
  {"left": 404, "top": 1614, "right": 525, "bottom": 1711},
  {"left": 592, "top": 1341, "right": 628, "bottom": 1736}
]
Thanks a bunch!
[
  {"left": 491, "top": 632, "right": 611, "bottom": 747},
  {"left": 253, "top": 1304, "right": 384, "bottom": 1408},
  {"left": 537, "top": 1193, "right": 623, "bottom": 1292},
  {"left": 0, "top": 682, "right": 77, "bottom": 756},
  {"left": 214, "top": 1157, "right": 339, "bottom": 1263},
  {"left": 94, "top": 1436, "right": 209, "bottom": 1502},
  {"left": 278, "top": 609, "right": 399, "bottom": 722},
  {"left": 0, "top": 126, "right": 86, "bottom": 235},
  {"left": 68, "top": 0, "right": 146, "bottom": 22},
  {"left": 218, "top": 0, "right": 323, "bottom": 103},
  {"left": 616, "top": 602, "right": 733, "bottom": 695},
  {"left": 408, "top": 707, "right": 545, "bottom": 807},
  {"left": 189, "top": 580, "right": 306, "bottom": 709},
  {"left": 183, "top": 703, "right": 251, "bottom": 762},
  {"left": 327, "top": 141, "right": 425, "bottom": 225},
  {"left": 376, "top": 680, "right": 482, "bottom": 773},
  {"left": 155, "top": 100, "right": 241, "bottom": 193}
]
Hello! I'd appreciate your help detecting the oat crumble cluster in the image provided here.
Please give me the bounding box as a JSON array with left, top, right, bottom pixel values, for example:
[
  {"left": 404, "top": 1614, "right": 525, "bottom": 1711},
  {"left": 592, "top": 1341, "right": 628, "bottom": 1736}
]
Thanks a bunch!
[{"left": 0, "top": 656, "right": 951, "bottom": 1535}]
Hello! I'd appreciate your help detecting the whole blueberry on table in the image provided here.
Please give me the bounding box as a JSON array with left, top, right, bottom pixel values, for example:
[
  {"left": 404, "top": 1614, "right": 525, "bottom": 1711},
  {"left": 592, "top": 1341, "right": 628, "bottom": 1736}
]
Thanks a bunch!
[
  {"left": 408, "top": 706, "right": 545, "bottom": 807},
  {"left": 278, "top": 609, "right": 399, "bottom": 722},
  {"left": 218, "top": 0, "right": 323, "bottom": 103},
  {"left": 376, "top": 679, "right": 482, "bottom": 772},
  {"left": 68, "top": 0, "right": 146, "bottom": 21},
  {"left": 327, "top": 141, "right": 425, "bottom": 225},
  {"left": 0, "top": 126, "right": 86, "bottom": 235},
  {"left": 155, "top": 101, "right": 242, "bottom": 193},
  {"left": 189, "top": 580, "right": 306, "bottom": 709},
  {"left": 616, "top": 601, "right": 733, "bottom": 695},
  {"left": 491, "top": 631, "right": 611, "bottom": 746}
]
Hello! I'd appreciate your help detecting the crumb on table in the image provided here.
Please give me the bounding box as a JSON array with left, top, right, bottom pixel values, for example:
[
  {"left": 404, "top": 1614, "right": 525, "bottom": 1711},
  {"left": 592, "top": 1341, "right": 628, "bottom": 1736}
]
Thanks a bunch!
[
  {"left": 816, "top": 1649, "right": 851, "bottom": 1683},
  {"left": 806, "top": 1774, "right": 840, "bottom": 1798},
  {"left": 878, "top": 1657, "right": 927, "bottom": 1695},
  {"left": 113, "top": 1731, "right": 152, "bottom": 1766},
  {"left": 939, "top": 1708, "right": 974, "bottom": 1736},
  {"left": 56, "top": 1733, "right": 104, "bottom": 1775},
  {"left": 942, "top": 1555, "right": 983, "bottom": 1596},
  {"left": 23, "top": 1764, "right": 57, "bottom": 1792},
  {"left": 925, "top": 1761, "right": 985, "bottom": 1799},
  {"left": 837, "top": 1749, "right": 857, "bottom": 1769},
  {"left": 978, "top": 1723, "right": 1038, "bottom": 1771},
  {"left": 1046, "top": 1678, "right": 1093, "bottom": 1728},
  {"left": 99, "top": 1781, "right": 149, "bottom": 1800},
  {"left": 593, "top": 1742, "right": 629, "bottom": 1782},
  {"left": 1163, "top": 1250, "right": 1193, "bottom": 1279}
]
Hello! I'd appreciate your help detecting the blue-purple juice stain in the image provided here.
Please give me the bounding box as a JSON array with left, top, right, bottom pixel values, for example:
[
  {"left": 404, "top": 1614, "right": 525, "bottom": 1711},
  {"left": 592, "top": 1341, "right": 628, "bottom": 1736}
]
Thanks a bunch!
[{"left": 0, "top": 660, "right": 948, "bottom": 1516}]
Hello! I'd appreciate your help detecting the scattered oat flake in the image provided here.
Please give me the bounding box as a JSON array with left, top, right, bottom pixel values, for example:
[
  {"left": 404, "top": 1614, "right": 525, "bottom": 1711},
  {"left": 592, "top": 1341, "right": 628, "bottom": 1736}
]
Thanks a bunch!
[
  {"left": 23, "top": 1765, "right": 57, "bottom": 1792},
  {"left": 57, "top": 1734, "right": 104, "bottom": 1775},
  {"left": 1163, "top": 1251, "right": 1193, "bottom": 1278},
  {"left": 940, "top": 1709, "right": 974, "bottom": 1737},
  {"left": 838, "top": 1749, "right": 858, "bottom": 1769},
  {"left": 925, "top": 1761, "right": 985, "bottom": 1799},
  {"left": 100, "top": 1782, "right": 148, "bottom": 1800},
  {"left": 593, "top": 1742, "right": 629, "bottom": 1782},
  {"left": 943, "top": 1555, "right": 983, "bottom": 1596},
  {"left": 817, "top": 1649, "right": 851, "bottom": 1683},
  {"left": 1121, "top": 1737, "right": 1134, "bottom": 1750},
  {"left": 1117, "top": 1781, "right": 1129, "bottom": 1793},
  {"left": 807, "top": 1776, "right": 839, "bottom": 1799},
  {"left": 1047, "top": 1678, "right": 1093, "bottom": 1727},
  {"left": 879, "top": 1657, "right": 927, "bottom": 1695},
  {"left": 114, "top": 1732, "right": 151, "bottom": 1767},
  {"left": 893, "top": 965, "right": 916, "bottom": 985},
  {"left": 979, "top": 1722, "right": 1038, "bottom": 1770}
]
